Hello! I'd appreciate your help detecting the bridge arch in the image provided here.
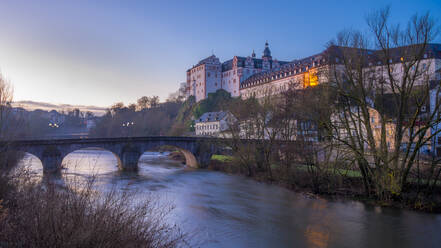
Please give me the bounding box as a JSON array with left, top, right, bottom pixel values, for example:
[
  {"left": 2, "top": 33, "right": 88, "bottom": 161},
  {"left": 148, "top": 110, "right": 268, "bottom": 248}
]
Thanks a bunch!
[
  {"left": 61, "top": 147, "right": 122, "bottom": 173},
  {"left": 137, "top": 145, "right": 199, "bottom": 168},
  {"left": 7, "top": 150, "right": 44, "bottom": 175},
  {"left": 178, "top": 148, "right": 198, "bottom": 168}
]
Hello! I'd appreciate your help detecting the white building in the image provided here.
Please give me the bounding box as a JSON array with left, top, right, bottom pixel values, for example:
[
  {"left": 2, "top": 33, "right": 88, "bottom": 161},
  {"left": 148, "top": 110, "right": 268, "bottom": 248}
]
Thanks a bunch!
[
  {"left": 195, "top": 111, "right": 232, "bottom": 136},
  {"left": 186, "top": 42, "right": 287, "bottom": 102},
  {"left": 186, "top": 55, "right": 222, "bottom": 102},
  {"left": 240, "top": 44, "right": 441, "bottom": 99}
]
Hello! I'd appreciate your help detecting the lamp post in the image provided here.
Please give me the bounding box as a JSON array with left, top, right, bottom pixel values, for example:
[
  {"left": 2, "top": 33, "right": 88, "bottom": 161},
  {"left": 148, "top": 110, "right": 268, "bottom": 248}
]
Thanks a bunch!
[
  {"left": 122, "top": 121, "right": 135, "bottom": 137},
  {"left": 48, "top": 122, "right": 59, "bottom": 128}
]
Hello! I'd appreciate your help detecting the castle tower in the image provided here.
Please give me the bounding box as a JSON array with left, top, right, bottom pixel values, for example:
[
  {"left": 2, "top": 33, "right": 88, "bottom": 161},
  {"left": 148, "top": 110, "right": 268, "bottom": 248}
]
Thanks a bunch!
[
  {"left": 262, "top": 41, "right": 272, "bottom": 60},
  {"left": 262, "top": 41, "right": 272, "bottom": 71}
]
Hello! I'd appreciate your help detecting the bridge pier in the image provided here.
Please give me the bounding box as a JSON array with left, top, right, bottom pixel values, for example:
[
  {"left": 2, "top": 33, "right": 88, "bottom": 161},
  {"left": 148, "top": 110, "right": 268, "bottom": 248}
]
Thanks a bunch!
[
  {"left": 40, "top": 146, "right": 63, "bottom": 173},
  {"left": 120, "top": 148, "right": 141, "bottom": 171},
  {"left": 41, "top": 155, "right": 63, "bottom": 173},
  {"left": 196, "top": 152, "right": 213, "bottom": 168}
]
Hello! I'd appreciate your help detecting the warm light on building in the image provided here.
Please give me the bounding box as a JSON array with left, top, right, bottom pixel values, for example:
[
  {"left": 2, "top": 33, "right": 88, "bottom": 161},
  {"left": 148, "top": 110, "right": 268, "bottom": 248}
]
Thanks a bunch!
[{"left": 303, "top": 70, "right": 318, "bottom": 88}]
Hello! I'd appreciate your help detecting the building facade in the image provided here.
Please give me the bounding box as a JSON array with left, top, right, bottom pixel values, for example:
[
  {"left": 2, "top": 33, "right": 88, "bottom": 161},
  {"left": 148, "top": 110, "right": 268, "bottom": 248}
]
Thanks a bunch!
[
  {"left": 331, "top": 107, "right": 396, "bottom": 150},
  {"left": 239, "top": 44, "right": 441, "bottom": 99},
  {"left": 240, "top": 52, "right": 330, "bottom": 99},
  {"left": 186, "top": 42, "right": 287, "bottom": 102},
  {"left": 186, "top": 55, "right": 222, "bottom": 102},
  {"left": 195, "top": 111, "right": 232, "bottom": 137}
]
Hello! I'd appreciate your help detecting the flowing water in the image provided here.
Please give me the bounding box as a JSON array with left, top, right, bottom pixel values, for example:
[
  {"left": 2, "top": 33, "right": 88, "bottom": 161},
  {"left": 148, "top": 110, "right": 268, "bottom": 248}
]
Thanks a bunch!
[{"left": 19, "top": 150, "right": 441, "bottom": 248}]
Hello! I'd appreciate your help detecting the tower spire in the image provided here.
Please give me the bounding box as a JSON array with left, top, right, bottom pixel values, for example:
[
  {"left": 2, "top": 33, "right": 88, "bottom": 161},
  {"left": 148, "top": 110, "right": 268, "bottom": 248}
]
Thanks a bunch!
[{"left": 262, "top": 41, "right": 272, "bottom": 59}]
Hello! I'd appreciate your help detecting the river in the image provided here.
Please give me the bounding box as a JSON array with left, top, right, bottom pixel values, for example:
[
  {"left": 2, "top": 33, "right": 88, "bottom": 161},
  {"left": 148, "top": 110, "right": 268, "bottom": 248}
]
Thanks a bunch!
[{"left": 19, "top": 150, "right": 441, "bottom": 248}]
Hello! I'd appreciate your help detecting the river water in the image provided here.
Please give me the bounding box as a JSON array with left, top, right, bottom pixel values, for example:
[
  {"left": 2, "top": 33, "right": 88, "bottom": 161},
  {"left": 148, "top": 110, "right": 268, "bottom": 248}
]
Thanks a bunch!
[{"left": 19, "top": 150, "right": 441, "bottom": 248}]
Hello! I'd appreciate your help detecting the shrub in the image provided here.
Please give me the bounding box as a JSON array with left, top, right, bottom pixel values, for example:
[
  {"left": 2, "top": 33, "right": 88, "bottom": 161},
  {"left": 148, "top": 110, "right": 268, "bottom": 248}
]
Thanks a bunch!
[{"left": 0, "top": 174, "right": 186, "bottom": 248}]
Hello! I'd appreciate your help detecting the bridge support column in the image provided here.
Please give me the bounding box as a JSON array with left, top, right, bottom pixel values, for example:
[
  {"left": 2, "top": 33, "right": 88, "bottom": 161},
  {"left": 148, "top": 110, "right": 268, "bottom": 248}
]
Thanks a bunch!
[
  {"left": 40, "top": 146, "right": 63, "bottom": 173},
  {"left": 120, "top": 150, "right": 141, "bottom": 171},
  {"left": 196, "top": 152, "right": 213, "bottom": 168}
]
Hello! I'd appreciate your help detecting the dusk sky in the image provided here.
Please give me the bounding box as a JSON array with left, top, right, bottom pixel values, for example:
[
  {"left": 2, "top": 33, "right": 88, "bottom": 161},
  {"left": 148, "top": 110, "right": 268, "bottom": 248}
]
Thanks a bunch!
[{"left": 0, "top": 0, "right": 440, "bottom": 107}]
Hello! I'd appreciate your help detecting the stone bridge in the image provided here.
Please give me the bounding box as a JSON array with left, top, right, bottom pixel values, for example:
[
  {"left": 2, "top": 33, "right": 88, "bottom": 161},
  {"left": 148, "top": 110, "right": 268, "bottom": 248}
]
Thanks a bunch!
[{"left": 5, "top": 136, "right": 221, "bottom": 173}]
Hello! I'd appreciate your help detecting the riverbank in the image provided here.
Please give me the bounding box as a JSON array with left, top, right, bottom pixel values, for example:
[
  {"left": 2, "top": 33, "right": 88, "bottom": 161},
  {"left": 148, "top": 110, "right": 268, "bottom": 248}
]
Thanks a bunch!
[
  {"left": 14, "top": 150, "right": 441, "bottom": 247},
  {"left": 0, "top": 164, "right": 186, "bottom": 247},
  {"left": 205, "top": 155, "right": 441, "bottom": 213}
]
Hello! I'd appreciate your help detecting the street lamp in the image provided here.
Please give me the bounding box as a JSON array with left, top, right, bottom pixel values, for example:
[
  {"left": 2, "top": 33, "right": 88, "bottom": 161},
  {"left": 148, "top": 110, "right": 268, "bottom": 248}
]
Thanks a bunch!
[
  {"left": 122, "top": 121, "right": 135, "bottom": 136},
  {"left": 122, "top": 121, "right": 135, "bottom": 127},
  {"left": 49, "top": 122, "right": 59, "bottom": 128}
]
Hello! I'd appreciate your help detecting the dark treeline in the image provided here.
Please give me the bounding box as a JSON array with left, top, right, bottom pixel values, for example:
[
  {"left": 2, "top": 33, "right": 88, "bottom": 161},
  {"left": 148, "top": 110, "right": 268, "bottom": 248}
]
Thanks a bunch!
[
  {"left": 90, "top": 89, "right": 236, "bottom": 137},
  {"left": 9, "top": 108, "right": 95, "bottom": 139},
  {"left": 89, "top": 96, "right": 183, "bottom": 137}
]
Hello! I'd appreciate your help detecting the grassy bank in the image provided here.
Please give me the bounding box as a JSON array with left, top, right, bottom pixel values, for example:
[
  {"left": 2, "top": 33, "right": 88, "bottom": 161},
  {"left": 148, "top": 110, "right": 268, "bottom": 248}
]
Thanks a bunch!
[{"left": 208, "top": 155, "right": 441, "bottom": 213}]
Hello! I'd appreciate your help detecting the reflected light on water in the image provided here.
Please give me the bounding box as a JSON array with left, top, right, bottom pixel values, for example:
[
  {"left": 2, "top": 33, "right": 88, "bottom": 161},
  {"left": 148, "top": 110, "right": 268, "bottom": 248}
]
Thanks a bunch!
[{"left": 15, "top": 149, "right": 441, "bottom": 248}]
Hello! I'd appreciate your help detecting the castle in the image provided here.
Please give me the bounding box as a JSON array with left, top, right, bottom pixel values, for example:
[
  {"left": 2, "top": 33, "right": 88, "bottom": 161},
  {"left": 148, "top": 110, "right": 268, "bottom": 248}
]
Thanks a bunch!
[
  {"left": 186, "top": 42, "right": 288, "bottom": 102},
  {"left": 186, "top": 42, "right": 441, "bottom": 102}
]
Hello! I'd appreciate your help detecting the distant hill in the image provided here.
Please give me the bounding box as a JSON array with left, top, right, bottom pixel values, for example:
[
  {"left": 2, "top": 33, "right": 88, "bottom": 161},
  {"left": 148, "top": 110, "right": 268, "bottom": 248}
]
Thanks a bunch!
[{"left": 12, "top": 101, "right": 107, "bottom": 116}]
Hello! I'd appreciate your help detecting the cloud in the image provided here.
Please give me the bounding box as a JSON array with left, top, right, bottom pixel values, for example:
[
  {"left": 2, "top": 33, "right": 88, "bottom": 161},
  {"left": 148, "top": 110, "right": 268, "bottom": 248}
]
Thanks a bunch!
[{"left": 12, "top": 100, "right": 107, "bottom": 116}]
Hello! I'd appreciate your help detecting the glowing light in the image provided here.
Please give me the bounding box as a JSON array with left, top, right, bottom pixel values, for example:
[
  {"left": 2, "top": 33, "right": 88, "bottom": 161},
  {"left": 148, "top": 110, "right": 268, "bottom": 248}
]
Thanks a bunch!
[{"left": 303, "top": 70, "right": 318, "bottom": 88}]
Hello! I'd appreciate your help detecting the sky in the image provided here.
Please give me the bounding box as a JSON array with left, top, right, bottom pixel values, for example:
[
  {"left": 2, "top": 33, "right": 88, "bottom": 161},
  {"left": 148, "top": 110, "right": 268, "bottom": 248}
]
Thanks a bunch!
[{"left": 0, "top": 0, "right": 440, "bottom": 107}]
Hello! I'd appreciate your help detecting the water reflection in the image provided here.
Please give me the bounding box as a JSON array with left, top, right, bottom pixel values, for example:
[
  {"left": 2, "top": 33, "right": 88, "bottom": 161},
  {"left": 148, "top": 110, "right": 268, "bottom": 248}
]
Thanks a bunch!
[
  {"left": 304, "top": 200, "right": 331, "bottom": 248},
  {"left": 17, "top": 150, "right": 441, "bottom": 248}
]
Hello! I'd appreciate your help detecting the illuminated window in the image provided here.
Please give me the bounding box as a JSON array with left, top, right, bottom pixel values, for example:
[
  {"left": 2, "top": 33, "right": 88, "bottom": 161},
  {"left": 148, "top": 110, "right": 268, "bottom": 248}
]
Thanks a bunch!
[{"left": 304, "top": 71, "right": 318, "bottom": 88}]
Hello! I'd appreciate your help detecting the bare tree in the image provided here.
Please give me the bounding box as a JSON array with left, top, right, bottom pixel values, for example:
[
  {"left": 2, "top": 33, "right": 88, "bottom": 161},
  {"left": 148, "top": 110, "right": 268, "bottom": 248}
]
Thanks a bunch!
[
  {"left": 137, "top": 96, "right": 150, "bottom": 110},
  {"left": 0, "top": 74, "right": 14, "bottom": 139},
  {"left": 327, "top": 7, "right": 441, "bottom": 199},
  {"left": 223, "top": 87, "right": 283, "bottom": 180},
  {"left": 150, "top": 96, "right": 160, "bottom": 108},
  {"left": 0, "top": 73, "right": 26, "bottom": 173}
]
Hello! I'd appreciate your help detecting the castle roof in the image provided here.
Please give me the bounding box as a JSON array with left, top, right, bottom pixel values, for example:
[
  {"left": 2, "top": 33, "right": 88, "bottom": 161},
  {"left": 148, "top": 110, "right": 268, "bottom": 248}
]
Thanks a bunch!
[
  {"left": 240, "top": 43, "right": 441, "bottom": 90},
  {"left": 187, "top": 55, "right": 220, "bottom": 72},
  {"left": 195, "top": 111, "right": 229, "bottom": 123},
  {"left": 221, "top": 57, "right": 289, "bottom": 72}
]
